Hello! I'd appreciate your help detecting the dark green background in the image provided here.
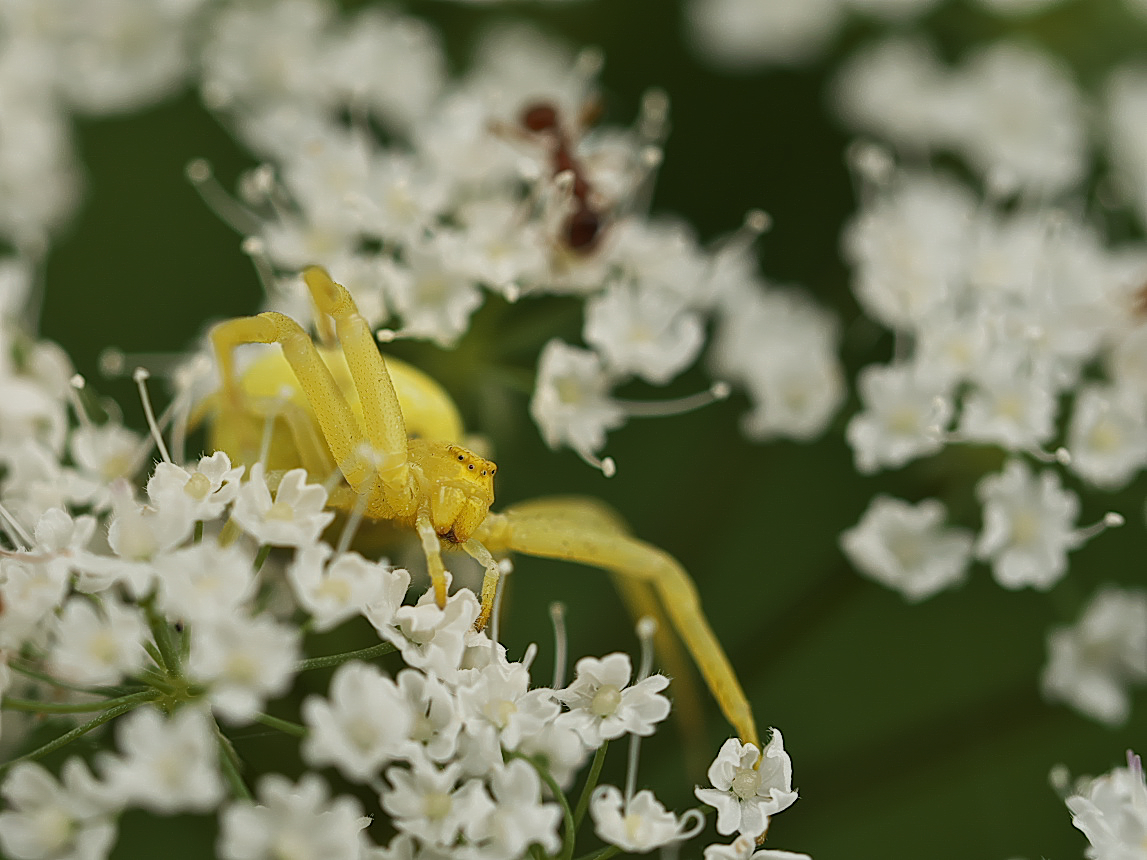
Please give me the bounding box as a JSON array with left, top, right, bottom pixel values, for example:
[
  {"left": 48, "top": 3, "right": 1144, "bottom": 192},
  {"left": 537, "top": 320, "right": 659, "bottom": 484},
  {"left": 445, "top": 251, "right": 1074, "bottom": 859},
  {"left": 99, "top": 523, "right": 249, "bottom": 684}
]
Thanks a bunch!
[{"left": 30, "top": 0, "right": 1147, "bottom": 857}]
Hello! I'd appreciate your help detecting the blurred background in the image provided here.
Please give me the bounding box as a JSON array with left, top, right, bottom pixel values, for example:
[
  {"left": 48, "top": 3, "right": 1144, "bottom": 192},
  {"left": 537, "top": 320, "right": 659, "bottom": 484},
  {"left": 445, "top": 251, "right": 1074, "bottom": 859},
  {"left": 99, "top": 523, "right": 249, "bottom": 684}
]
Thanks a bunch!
[{"left": 29, "top": 0, "right": 1147, "bottom": 857}]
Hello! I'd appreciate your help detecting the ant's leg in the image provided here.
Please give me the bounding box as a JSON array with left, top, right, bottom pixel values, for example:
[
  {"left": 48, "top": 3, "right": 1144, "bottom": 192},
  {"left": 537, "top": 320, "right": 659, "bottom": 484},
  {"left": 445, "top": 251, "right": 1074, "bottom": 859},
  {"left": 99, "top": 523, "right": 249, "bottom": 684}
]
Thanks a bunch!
[
  {"left": 210, "top": 313, "right": 373, "bottom": 492},
  {"left": 301, "top": 267, "right": 414, "bottom": 511},
  {"left": 474, "top": 498, "right": 759, "bottom": 749}
]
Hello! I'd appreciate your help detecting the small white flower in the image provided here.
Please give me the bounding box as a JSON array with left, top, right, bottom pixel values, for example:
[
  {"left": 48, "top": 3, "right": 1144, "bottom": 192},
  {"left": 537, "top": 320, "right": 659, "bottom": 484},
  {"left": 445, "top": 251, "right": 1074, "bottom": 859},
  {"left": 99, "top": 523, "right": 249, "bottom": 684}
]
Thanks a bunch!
[
  {"left": 232, "top": 463, "right": 334, "bottom": 548},
  {"left": 975, "top": 458, "right": 1081, "bottom": 591},
  {"left": 695, "top": 733, "right": 798, "bottom": 838},
  {"left": 219, "top": 773, "right": 369, "bottom": 860},
  {"left": 0, "top": 556, "right": 70, "bottom": 651},
  {"left": 146, "top": 452, "right": 243, "bottom": 521},
  {"left": 704, "top": 835, "right": 813, "bottom": 860},
  {"left": 1066, "top": 752, "right": 1147, "bottom": 859},
  {"left": 381, "top": 757, "right": 494, "bottom": 848},
  {"left": 69, "top": 423, "right": 142, "bottom": 486},
  {"left": 554, "top": 653, "right": 671, "bottom": 747},
  {"left": 384, "top": 237, "right": 484, "bottom": 347},
  {"left": 957, "top": 354, "right": 1058, "bottom": 452},
  {"left": 380, "top": 587, "right": 480, "bottom": 682},
  {"left": 840, "top": 495, "right": 973, "bottom": 602},
  {"left": 846, "top": 363, "right": 952, "bottom": 474},
  {"left": 946, "top": 40, "right": 1086, "bottom": 194},
  {"left": 302, "top": 661, "right": 412, "bottom": 782},
  {"left": 583, "top": 282, "right": 705, "bottom": 385},
  {"left": 1042, "top": 586, "right": 1147, "bottom": 726},
  {"left": 470, "top": 759, "right": 562, "bottom": 858},
  {"left": 1066, "top": 385, "right": 1147, "bottom": 490},
  {"left": 0, "top": 760, "right": 117, "bottom": 860},
  {"left": 529, "top": 339, "right": 625, "bottom": 464},
  {"left": 100, "top": 706, "right": 225, "bottom": 814},
  {"left": 188, "top": 612, "right": 301, "bottom": 724},
  {"left": 395, "top": 668, "right": 463, "bottom": 764},
  {"left": 47, "top": 596, "right": 147, "bottom": 686},
  {"left": 154, "top": 539, "right": 256, "bottom": 624},
  {"left": 456, "top": 654, "right": 559, "bottom": 757},
  {"left": 590, "top": 785, "right": 683, "bottom": 854},
  {"left": 685, "top": 0, "right": 843, "bottom": 69},
  {"left": 288, "top": 543, "right": 400, "bottom": 632}
]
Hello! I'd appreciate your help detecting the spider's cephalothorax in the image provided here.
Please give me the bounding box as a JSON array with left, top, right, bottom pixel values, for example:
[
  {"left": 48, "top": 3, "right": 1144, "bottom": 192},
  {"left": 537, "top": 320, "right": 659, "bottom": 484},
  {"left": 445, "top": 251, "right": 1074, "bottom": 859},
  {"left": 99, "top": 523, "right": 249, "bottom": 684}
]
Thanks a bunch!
[
  {"left": 207, "top": 266, "right": 762, "bottom": 753},
  {"left": 410, "top": 441, "right": 496, "bottom": 543}
]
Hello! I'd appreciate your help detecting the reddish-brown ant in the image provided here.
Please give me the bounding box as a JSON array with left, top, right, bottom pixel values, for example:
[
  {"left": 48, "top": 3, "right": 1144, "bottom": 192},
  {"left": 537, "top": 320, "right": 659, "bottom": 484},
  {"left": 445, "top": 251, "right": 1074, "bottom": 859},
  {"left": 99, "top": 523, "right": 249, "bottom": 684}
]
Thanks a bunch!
[{"left": 517, "top": 99, "right": 606, "bottom": 255}]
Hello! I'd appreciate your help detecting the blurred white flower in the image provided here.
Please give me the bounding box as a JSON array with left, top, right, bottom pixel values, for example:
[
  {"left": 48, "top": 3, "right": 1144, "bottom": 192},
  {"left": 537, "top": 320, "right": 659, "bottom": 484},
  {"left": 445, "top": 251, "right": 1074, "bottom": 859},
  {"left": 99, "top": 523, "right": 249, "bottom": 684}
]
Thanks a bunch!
[
  {"left": 100, "top": 706, "right": 224, "bottom": 814},
  {"left": 219, "top": 773, "right": 368, "bottom": 860},
  {"left": 1043, "top": 586, "right": 1147, "bottom": 725},
  {"left": 841, "top": 495, "right": 973, "bottom": 602},
  {"left": 302, "top": 661, "right": 412, "bottom": 782},
  {"left": 975, "top": 458, "right": 1081, "bottom": 590},
  {"left": 591, "top": 786, "right": 684, "bottom": 854},
  {"left": 0, "top": 760, "right": 117, "bottom": 860}
]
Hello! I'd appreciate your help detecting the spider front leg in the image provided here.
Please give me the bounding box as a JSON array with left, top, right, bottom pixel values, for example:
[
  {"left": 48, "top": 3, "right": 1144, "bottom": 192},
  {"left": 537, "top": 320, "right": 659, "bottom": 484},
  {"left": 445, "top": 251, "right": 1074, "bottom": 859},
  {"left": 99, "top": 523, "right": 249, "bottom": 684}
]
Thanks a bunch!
[
  {"left": 474, "top": 497, "right": 760, "bottom": 749},
  {"left": 210, "top": 312, "right": 375, "bottom": 491}
]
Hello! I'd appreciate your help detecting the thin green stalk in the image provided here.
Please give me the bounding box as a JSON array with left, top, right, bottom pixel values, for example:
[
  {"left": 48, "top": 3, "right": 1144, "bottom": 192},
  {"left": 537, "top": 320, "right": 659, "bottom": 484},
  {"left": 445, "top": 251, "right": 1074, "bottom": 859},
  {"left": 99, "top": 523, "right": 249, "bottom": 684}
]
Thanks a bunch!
[
  {"left": 0, "top": 691, "right": 160, "bottom": 774},
  {"left": 295, "top": 641, "right": 397, "bottom": 672},
  {"left": 573, "top": 742, "right": 608, "bottom": 829},
  {"left": 215, "top": 724, "right": 252, "bottom": 801},
  {"left": 2, "top": 689, "right": 159, "bottom": 714},
  {"left": 253, "top": 544, "right": 272, "bottom": 572},
  {"left": 253, "top": 713, "right": 307, "bottom": 738},
  {"left": 573, "top": 847, "right": 621, "bottom": 860},
  {"left": 509, "top": 751, "right": 577, "bottom": 860},
  {"left": 143, "top": 599, "right": 182, "bottom": 681},
  {"left": 8, "top": 661, "right": 143, "bottom": 698},
  {"left": 194, "top": 520, "right": 204, "bottom": 543}
]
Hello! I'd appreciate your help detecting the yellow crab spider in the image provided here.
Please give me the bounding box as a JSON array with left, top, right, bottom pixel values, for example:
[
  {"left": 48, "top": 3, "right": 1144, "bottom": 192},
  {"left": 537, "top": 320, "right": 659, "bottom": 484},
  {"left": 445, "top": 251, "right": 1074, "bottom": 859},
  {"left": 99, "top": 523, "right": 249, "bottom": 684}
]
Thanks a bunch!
[{"left": 206, "top": 266, "right": 759, "bottom": 749}]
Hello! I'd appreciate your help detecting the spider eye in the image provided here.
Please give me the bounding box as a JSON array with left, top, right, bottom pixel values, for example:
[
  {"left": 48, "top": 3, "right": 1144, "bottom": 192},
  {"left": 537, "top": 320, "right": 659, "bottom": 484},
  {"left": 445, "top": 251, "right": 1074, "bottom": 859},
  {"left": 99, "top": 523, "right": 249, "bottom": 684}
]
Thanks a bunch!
[
  {"left": 457, "top": 454, "right": 464, "bottom": 461},
  {"left": 468, "top": 464, "right": 474, "bottom": 470},
  {"left": 481, "top": 470, "right": 487, "bottom": 476}
]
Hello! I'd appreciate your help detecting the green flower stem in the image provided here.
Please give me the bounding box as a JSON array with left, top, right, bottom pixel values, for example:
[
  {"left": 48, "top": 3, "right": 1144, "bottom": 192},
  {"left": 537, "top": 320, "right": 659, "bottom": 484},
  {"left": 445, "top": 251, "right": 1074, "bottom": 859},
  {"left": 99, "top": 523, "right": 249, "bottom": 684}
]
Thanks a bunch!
[
  {"left": 253, "top": 713, "right": 307, "bottom": 738},
  {"left": 253, "top": 544, "right": 272, "bottom": 572},
  {"left": 508, "top": 751, "right": 577, "bottom": 860},
  {"left": 572, "top": 847, "right": 621, "bottom": 860},
  {"left": 215, "top": 723, "right": 252, "bottom": 801},
  {"left": 8, "top": 661, "right": 143, "bottom": 698},
  {"left": 194, "top": 520, "right": 204, "bottom": 544},
  {"left": 1, "top": 689, "right": 159, "bottom": 714},
  {"left": 295, "top": 641, "right": 397, "bottom": 672},
  {"left": 573, "top": 742, "right": 608, "bottom": 830},
  {"left": 0, "top": 690, "right": 160, "bottom": 774},
  {"left": 143, "top": 598, "right": 182, "bottom": 681}
]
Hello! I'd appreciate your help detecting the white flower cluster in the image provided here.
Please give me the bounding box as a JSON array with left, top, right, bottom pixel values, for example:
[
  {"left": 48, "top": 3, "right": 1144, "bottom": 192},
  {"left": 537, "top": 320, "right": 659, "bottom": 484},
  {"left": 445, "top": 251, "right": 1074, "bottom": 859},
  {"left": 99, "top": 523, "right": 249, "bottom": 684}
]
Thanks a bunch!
[
  {"left": 683, "top": 0, "right": 942, "bottom": 70},
  {"left": 836, "top": 157, "right": 1147, "bottom": 602},
  {"left": 836, "top": 39, "right": 1087, "bottom": 195},
  {"left": 0, "top": 0, "right": 209, "bottom": 250},
  {"left": 188, "top": 2, "right": 843, "bottom": 471},
  {"left": 0, "top": 416, "right": 798, "bottom": 858},
  {"left": 829, "top": 16, "right": 1147, "bottom": 735}
]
